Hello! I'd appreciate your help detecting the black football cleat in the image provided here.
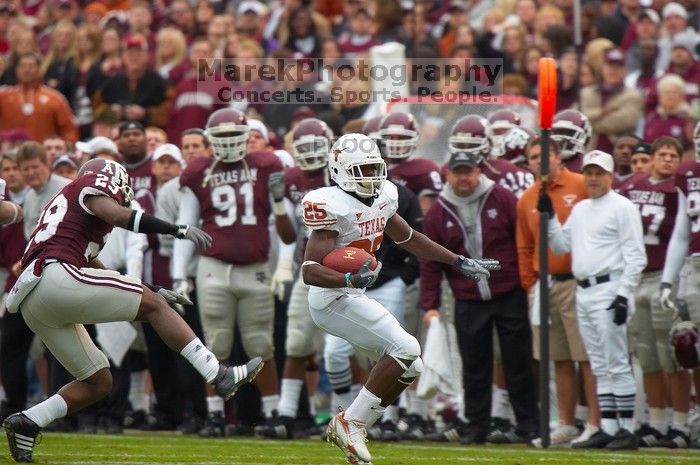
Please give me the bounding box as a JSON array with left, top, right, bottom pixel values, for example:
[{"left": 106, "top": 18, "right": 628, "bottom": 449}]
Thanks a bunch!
[
  {"left": 254, "top": 415, "right": 294, "bottom": 439},
  {"left": 212, "top": 357, "right": 264, "bottom": 400},
  {"left": 3, "top": 413, "right": 42, "bottom": 463},
  {"left": 606, "top": 429, "right": 639, "bottom": 450}
]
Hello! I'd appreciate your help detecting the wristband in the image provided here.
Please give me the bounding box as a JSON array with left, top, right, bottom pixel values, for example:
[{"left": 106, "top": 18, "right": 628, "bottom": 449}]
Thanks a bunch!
[
  {"left": 272, "top": 200, "right": 286, "bottom": 216},
  {"left": 127, "top": 210, "right": 179, "bottom": 236},
  {"left": 144, "top": 283, "right": 163, "bottom": 293},
  {"left": 345, "top": 272, "right": 354, "bottom": 288}
]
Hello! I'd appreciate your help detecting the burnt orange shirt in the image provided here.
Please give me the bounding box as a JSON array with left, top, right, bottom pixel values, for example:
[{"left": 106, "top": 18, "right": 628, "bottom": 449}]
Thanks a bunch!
[
  {"left": 516, "top": 168, "right": 588, "bottom": 290},
  {"left": 0, "top": 84, "right": 79, "bottom": 144}
]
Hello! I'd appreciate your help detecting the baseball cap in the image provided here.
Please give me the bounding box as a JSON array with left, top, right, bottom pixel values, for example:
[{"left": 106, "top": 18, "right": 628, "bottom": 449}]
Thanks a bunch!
[
  {"left": 119, "top": 121, "right": 145, "bottom": 136},
  {"left": 671, "top": 31, "right": 699, "bottom": 55},
  {"left": 237, "top": 0, "right": 268, "bottom": 16},
  {"left": 448, "top": 1, "right": 468, "bottom": 12},
  {"left": 603, "top": 47, "right": 626, "bottom": 65},
  {"left": 247, "top": 119, "right": 269, "bottom": 144},
  {"left": 631, "top": 143, "right": 652, "bottom": 156},
  {"left": 84, "top": 2, "right": 108, "bottom": 19},
  {"left": 662, "top": 2, "right": 688, "bottom": 20},
  {"left": 51, "top": 153, "right": 79, "bottom": 171},
  {"left": 76, "top": 136, "right": 119, "bottom": 156},
  {"left": 153, "top": 143, "right": 184, "bottom": 166},
  {"left": 582, "top": 150, "right": 614, "bottom": 173},
  {"left": 124, "top": 35, "right": 148, "bottom": 52},
  {"left": 638, "top": 8, "right": 660, "bottom": 25},
  {"left": 448, "top": 151, "right": 481, "bottom": 169}
]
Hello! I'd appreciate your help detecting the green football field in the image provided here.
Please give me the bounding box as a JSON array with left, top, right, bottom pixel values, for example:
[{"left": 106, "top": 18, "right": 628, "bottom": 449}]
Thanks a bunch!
[{"left": 5, "top": 432, "right": 699, "bottom": 465}]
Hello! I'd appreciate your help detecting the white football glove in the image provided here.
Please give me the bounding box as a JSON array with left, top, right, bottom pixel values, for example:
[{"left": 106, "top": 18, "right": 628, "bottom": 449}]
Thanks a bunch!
[
  {"left": 659, "top": 283, "right": 678, "bottom": 316},
  {"left": 172, "top": 279, "right": 194, "bottom": 315},
  {"left": 270, "top": 260, "right": 294, "bottom": 302}
]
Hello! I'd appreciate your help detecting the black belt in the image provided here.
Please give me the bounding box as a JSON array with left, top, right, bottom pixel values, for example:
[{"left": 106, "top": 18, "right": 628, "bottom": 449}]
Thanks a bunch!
[
  {"left": 577, "top": 274, "right": 610, "bottom": 288},
  {"left": 551, "top": 273, "right": 574, "bottom": 282}
]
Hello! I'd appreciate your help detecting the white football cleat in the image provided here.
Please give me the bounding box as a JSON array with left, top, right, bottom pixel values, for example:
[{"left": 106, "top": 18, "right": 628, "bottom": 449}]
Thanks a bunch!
[{"left": 326, "top": 411, "right": 372, "bottom": 465}]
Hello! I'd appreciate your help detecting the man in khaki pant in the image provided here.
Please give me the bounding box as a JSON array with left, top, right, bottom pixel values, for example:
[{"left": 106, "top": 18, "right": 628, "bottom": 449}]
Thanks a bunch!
[{"left": 516, "top": 138, "right": 601, "bottom": 446}]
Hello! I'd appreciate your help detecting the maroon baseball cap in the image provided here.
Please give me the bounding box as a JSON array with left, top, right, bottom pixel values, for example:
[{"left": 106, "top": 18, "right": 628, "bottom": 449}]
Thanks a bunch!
[{"left": 603, "top": 47, "right": 625, "bottom": 65}]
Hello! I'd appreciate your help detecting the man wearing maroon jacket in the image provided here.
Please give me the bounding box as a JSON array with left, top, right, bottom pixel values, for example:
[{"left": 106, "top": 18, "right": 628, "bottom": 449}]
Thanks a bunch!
[
  {"left": 420, "top": 149, "right": 538, "bottom": 445},
  {"left": 623, "top": 137, "right": 692, "bottom": 448}
]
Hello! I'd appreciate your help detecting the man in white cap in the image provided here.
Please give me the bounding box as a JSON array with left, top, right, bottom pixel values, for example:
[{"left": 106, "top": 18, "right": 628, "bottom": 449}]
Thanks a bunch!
[
  {"left": 542, "top": 150, "right": 646, "bottom": 450},
  {"left": 657, "top": 2, "right": 699, "bottom": 71},
  {"left": 76, "top": 136, "right": 121, "bottom": 161},
  {"left": 152, "top": 144, "right": 184, "bottom": 188}
]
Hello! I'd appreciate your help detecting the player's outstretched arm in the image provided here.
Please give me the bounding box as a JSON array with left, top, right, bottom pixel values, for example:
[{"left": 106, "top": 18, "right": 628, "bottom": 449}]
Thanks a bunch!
[
  {"left": 384, "top": 213, "right": 500, "bottom": 281},
  {"left": 84, "top": 195, "right": 213, "bottom": 251},
  {"left": 0, "top": 200, "right": 22, "bottom": 225}
]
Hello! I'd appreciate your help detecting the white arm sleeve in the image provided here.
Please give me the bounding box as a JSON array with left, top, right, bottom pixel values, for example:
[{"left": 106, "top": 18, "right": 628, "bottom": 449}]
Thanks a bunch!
[
  {"left": 662, "top": 189, "right": 690, "bottom": 284},
  {"left": 125, "top": 230, "right": 147, "bottom": 280},
  {"left": 172, "top": 187, "right": 201, "bottom": 281},
  {"left": 617, "top": 201, "right": 647, "bottom": 299},
  {"left": 547, "top": 215, "right": 571, "bottom": 255}
]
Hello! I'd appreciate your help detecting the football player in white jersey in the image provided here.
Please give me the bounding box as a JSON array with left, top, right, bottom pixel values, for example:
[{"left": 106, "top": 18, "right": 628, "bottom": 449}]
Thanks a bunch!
[{"left": 301, "top": 134, "right": 501, "bottom": 464}]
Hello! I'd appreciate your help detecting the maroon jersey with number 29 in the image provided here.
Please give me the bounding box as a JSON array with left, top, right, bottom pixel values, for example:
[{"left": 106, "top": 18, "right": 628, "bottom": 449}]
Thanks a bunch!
[
  {"left": 179, "top": 151, "right": 284, "bottom": 265},
  {"left": 21, "top": 170, "right": 128, "bottom": 272}
]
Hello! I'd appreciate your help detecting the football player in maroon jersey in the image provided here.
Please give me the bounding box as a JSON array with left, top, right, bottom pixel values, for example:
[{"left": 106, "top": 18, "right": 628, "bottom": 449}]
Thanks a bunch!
[
  {"left": 256, "top": 117, "right": 334, "bottom": 439},
  {"left": 624, "top": 136, "right": 692, "bottom": 448},
  {"left": 447, "top": 115, "right": 534, "bottom": 199},
  {"left": 173, "top": 108, "right": 296, "bottom": 437},
  {"left": 2, "top": 158, "right": 263, "bottom": 463},
  {"left": 377, "top": 112, "right": 443, "bottom": 214},
  {"left": 612, "top": 135, "right": 643, "bottom": 192},
  {"left": 551, "top": 110, "right": 592, "bottom": 173},
  {"left": 661, "top": 123, "right": 700, "bottom": 449}
]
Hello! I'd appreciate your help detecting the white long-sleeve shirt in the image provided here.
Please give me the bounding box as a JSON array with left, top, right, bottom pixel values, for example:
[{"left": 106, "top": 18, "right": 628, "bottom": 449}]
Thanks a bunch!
[
  {"left": 662, "top": 189, "right": 690, "bottom": 284},
  {"left": 548, "top": 190, "right": 647, "bottom": 300},
  {"left": 98, "top": 200, "right": 148, "bottom": 279}
]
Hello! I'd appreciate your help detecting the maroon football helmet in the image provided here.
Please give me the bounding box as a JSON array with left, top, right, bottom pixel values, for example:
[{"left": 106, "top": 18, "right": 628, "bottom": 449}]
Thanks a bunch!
[
  {"left": 488, "top": 109, "right": 522, "bottom": 157},
  {"left": 693, "top": 120, "right": 700, "bottom": 161},
  {"left": 448, "top": 115, "right": 492, "bottom": 164},
  {"left": 670, "top": 321, "right": 700, "bottom": 369},
  {"left": 378, "top": 111, "right": 419, "bottom": 160},
  {"left": 551, "top": 110, "right": 592, "bottom": 160},
  {"left": 78, "top": 158, "right": 134, "bottom": 207},
  {"left": 205, "top": 108, "right": 250, "bottom": 163},
  {"left": 501, "top": 126, "right": 534, "bottom": 167},
  {"left": 291, "top": 118, "right": 334, "bottom": 171}
]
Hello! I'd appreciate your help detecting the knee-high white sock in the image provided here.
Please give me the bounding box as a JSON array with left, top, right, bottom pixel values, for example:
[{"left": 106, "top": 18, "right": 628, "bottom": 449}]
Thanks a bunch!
[
  {"left": 614, "top": 392, "right": 635, "bottom": 433},
  {"left": 382, "top": 404, "right": 399, "bottom": 424},
  {"left": 261, "top": 395, "right": 280, "bottom": 418},
  {"left": 351, "top": 383, "right": 362, "bottom": 399},
  {"left": 672, "top": 411, "right": 689, "bottom": 435},
  {"left": 207, "top": 396, "right": 224, "bottom": 414},
  {"left": 129, "top": 370, "right": 149, "bottom": 412},
  {"left": 180, "top": 338, "right": 219, "bottom": 383},
  {"left": 23, "top": 394, "right": 68, "bottom": 428},
  {"left": 345, "top": 387, "right": 381, "bottom": 424},
  {"left": 407, "top": 390, "right": 430, "bottom": 420},
  {"left": 598, "top": 392, "right": 619, "bottom": 435},
  {"left": 278, "top": 379, "right": 303, "bottom": 419},
  {"left": 491, "top": 387, "right": 512, "bottom": 419},
  {"left": 649, "top": 407, "right": 667, "bottom": 434},
  {"left": 308, "top": 393, "right": 317, "bottom": 416}
]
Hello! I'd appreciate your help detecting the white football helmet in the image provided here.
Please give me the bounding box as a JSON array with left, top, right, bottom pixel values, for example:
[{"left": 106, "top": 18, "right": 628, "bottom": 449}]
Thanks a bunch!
[{"left": 329, "top": 133, "right": 387, "bottom": 198}]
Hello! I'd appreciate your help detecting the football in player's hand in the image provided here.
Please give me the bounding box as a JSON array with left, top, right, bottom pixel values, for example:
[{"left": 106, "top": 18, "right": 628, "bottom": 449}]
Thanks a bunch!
[{"left": 322, "top": 247, "right": 378, "bottom": 274}]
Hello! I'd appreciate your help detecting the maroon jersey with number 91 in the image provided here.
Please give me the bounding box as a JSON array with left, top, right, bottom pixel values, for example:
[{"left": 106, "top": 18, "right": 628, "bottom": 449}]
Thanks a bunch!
[
  {"left": 676, "top": 160, "right": 700, "bottom": 255},
  {"left": 179, "top": 151, "right": 284, "bottom": 265},
  {"left": 623, "top": 174, "right": 677, "bottom": 272},
  {"left": 21, "top": 171, "right": 128, "bottom": 272}
]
